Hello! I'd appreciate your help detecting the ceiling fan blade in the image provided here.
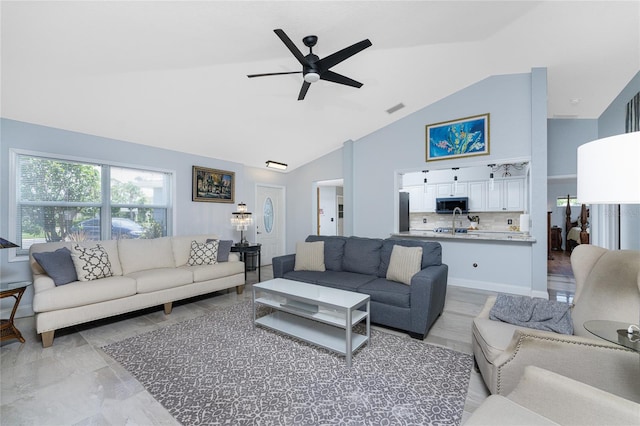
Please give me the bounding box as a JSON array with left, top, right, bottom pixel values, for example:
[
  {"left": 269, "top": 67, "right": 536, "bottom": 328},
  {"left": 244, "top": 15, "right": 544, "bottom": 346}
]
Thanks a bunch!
[
  {"left": 247, "top": 71, "right": 302, "bottom": 78},
  {"left": 274, "top": 29, "right": 308, "bottom": 66},
  {"left": 320, "top": 70, "right": 363, "bottom": 88},
  {"left": 298, "top": 81, "right": 311, "bottom": 100},
  {"left": 316, "top": 39, "right": 372, "bottom": 72}
]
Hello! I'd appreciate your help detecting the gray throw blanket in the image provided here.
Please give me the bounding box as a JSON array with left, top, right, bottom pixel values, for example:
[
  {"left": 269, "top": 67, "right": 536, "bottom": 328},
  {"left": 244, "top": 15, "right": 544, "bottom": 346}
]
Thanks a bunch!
[{"left": 489, "top": 294, "right": 574, "bottom": 335}]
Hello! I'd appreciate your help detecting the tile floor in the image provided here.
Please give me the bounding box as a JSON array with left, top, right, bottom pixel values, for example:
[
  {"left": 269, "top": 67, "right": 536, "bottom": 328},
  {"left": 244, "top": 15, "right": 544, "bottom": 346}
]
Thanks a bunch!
[{"left": 0, "top": 266, "right": 573, "bottom": 425}]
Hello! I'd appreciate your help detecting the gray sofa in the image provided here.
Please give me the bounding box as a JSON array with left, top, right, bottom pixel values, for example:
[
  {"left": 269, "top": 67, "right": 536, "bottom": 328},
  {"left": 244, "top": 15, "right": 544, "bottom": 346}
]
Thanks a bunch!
[{"left": 272, "top": 235, "right": 448, "bottom": 339}]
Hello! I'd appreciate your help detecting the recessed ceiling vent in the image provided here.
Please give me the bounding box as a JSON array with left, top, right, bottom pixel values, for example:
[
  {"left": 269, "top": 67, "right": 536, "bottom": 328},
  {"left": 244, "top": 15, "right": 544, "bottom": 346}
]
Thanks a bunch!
[{"left": 386, "top": 103, "right": 405, "bottom": 114}]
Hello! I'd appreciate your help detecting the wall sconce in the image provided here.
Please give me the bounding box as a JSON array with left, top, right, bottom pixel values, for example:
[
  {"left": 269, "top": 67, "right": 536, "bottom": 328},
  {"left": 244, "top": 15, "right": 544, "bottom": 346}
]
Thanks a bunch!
[
  {"left": 266, "top": 160, "right": 288, "bottom": 171},
  {"left": 230, "top": 202, "right": 253, "bottom": 246}
]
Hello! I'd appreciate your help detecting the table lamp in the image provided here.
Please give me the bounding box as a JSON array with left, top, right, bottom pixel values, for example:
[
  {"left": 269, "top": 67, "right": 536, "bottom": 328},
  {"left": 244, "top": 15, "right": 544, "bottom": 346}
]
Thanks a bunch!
[{"left": 230, "top": 203, "right": 253, "bottom": 247}]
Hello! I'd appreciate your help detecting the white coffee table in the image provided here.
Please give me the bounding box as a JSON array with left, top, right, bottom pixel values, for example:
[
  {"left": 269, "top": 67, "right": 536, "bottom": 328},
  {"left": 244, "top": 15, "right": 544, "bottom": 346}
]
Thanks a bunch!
[{"left": 252, "top": 278, "right": 370, "bottom": 367}]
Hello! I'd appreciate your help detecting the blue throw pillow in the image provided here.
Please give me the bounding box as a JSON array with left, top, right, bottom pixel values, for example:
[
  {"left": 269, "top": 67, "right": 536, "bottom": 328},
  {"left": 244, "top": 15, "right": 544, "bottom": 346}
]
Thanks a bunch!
[
  {"left": 33, "top": 247, "right": 78, "bottom": 286},
  {"left": 207, "top": 239, "right": 233, "bottom": 262}
]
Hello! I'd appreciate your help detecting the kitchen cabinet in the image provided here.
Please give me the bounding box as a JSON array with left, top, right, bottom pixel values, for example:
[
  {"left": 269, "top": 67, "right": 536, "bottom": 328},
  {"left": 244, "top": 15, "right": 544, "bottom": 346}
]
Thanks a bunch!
[
  {"left": 486, "top": 178, "right": 524, "bottom": 211},
  {"left": 403, "top": 184, "right": 436, "bottom": 213},
  {"left": 468, "top": 181, "right": 486, "bottom": 211},
  {"left": 436, "top": 182, "right": 468, "bottom": 198}
]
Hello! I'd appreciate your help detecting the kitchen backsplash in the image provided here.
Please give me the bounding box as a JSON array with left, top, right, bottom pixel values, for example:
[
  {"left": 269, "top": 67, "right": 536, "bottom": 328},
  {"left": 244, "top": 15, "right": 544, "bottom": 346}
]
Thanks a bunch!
[{"left": 410, "top": 211, "right": 526, "bottom": 232}]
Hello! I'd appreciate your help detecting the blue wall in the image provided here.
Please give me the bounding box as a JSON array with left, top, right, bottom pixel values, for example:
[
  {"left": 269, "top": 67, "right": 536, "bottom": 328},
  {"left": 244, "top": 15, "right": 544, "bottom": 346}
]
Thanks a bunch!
[{"left": 0, "top": 118, "right": 248, "bottom": 285}]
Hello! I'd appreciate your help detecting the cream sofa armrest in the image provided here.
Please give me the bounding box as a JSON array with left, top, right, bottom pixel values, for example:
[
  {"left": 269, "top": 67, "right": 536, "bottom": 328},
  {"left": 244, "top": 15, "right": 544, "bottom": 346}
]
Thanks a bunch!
[
  {"left": 476, "top": 295, "right": 497, "bottom": 319},
  {"left": 33, "top": 274, "right": 55, "bottom": 293},
  {"left": 493, "top": 329, "right": 640, "bottom": 402},
  {"left": 228, "top": 252, "right": 240, "bottom": 262},
  {"left": 509, "top": 366, "right": 640, "bottom": 425}
]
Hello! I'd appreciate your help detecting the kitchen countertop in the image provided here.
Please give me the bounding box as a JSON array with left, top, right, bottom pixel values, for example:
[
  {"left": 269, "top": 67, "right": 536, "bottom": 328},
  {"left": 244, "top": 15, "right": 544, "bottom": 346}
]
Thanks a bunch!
[{"left": 392, "top": 230, "right": 536, "bottom": 243}]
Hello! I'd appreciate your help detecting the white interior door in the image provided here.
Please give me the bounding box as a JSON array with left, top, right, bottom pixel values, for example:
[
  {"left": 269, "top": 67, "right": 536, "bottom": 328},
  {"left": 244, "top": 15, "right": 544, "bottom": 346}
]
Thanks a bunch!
[{"left": 256, "top": 185, "right": 285, "bottom": 265}]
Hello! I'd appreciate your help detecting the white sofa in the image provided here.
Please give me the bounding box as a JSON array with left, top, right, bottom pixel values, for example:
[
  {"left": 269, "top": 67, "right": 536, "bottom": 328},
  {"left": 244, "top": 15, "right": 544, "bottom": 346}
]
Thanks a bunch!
[{"left": 29, "top": 234, "right": 245, "bottom": 347}]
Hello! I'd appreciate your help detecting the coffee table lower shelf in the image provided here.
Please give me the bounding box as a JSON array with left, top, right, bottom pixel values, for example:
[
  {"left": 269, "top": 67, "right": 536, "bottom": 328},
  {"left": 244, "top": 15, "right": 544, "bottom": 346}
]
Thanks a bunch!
[{"left": 255, "top": 311, "right": 368, "bottom": 359}]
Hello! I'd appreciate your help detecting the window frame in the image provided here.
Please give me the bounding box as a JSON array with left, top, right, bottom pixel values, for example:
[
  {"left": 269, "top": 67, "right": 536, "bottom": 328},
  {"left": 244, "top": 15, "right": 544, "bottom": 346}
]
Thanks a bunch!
[{"left": 9, "top": 148, "right": 175, "bottom": 262}]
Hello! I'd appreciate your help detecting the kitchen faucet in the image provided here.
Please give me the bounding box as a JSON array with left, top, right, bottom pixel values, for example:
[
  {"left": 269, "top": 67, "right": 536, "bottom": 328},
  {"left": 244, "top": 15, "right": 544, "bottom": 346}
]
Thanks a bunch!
[{"left": 452, "top": 207, "right": 463, "bottom": 235}]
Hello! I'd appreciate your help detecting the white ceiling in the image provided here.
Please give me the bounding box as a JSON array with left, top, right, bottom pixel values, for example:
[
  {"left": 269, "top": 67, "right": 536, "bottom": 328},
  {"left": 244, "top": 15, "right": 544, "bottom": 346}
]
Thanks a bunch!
[{"left": 2, "top": 1, "right": 639, "bottom": 171}]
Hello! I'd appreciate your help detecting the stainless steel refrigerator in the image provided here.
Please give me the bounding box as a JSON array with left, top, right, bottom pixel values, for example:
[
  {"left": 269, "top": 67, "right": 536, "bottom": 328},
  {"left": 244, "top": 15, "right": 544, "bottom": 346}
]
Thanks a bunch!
[{"left": 399, "top": 192, "right": 409, "bottom": 232}]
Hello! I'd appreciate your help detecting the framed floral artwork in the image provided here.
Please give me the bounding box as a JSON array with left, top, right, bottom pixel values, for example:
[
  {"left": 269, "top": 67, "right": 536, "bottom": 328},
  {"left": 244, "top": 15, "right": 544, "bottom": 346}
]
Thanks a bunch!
[{"left": 426, "top": 113, "right": 490, "bottom": 162}]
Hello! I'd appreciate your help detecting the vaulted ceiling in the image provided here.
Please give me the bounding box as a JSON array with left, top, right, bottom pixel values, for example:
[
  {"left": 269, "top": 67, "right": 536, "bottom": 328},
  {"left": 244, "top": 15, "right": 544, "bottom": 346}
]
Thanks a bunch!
[{"left": 2, "top": 1, "right": 639, "bottom": 171}]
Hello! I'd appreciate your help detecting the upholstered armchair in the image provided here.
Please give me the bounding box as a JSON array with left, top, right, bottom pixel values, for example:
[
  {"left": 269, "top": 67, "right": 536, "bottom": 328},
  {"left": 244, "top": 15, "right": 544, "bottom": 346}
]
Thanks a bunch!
[{"left": 472, "top": 244, "right": 640, "bottom": 402}]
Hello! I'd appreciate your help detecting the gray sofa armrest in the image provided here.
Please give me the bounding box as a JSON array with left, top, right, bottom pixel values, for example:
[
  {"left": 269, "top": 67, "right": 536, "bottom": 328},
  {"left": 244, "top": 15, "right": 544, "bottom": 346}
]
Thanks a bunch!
[
  {"left": 409, "top": 264, "right": 448, "bottom": 338},
  {"left": 272, "top": 254, "right": 296, "bottom": 278}
]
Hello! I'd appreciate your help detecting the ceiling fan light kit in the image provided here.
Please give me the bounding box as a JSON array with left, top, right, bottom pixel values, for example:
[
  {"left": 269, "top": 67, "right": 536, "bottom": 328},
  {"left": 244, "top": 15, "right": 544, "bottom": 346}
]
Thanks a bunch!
[{"left": 247, "top": 29, "right": 372, "bottom": 100}]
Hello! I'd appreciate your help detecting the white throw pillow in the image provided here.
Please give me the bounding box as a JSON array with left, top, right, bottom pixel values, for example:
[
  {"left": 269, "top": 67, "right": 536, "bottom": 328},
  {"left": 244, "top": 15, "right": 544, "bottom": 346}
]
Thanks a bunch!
[
  {"left": 386, "top": 245, "right": 423, "bottom": 285},
  {"left": 187, "top": 240, "right": 219, "bottom": 266},
  {"left": 294, "top": 241, "right": 326, "bottom": 272},
  {"left": 71, "top": 244, "right": 113, "bottom": 282}
]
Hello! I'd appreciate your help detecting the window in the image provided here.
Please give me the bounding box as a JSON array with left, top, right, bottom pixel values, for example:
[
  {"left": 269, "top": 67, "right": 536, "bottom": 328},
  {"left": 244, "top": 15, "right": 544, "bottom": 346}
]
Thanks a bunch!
[
  {"left": 15, "top": 152, "right": 173, "bottom": 256},
  {"left": 556, "top": 196, "right": 581, "bottom": 208}
]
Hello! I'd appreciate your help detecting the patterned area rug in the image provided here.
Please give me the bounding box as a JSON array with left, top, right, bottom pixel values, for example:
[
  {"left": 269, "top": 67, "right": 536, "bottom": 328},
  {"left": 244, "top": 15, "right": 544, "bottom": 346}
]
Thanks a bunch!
[{"left": 102, "top": 301, "right": 472, "bottom": 425}]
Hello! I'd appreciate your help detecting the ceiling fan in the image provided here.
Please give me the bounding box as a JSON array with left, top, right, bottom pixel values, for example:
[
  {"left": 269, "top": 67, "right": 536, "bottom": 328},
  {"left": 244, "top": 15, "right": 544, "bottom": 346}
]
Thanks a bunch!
[{"left": 247, "top": 29, "right": 372, "bottom": 100}]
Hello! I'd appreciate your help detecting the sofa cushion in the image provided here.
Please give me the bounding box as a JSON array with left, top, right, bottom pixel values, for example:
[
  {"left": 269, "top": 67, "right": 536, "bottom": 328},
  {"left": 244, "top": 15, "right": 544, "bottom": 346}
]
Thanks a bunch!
[
  {"left": 170, "top": 234, "right": 218, "bottom": 266},
  {"left": 358, "top": 278, "right": 411, "bottom": 308},
  {"left": 342, "top": 237, "right": 383, "bottom": 275},
  {"left": 188, "top": 240, "right": 219, "bottom": 266},
  {"left": 128, "top": 268, "right": 194, "bottom": 293},
  {"left": 32, "top": 247, "right": 78, "bottom": 286},
  {"left": 282, "top": 270, "right": 377, "bottom": 292},
  {"left": 305, "top": 235, "right": 346, "bottom": 271},
  {"left": 315, "top": 271, "right": 378, "bottom": 292},
  {"left": 32, "top": 275, "right": 137, "bottom": 312},
  {"left": 386, "top": 245, "right": 423, "bottom": 285},
  {"left": 294, "top": 241, "right": 326, "bottom": 271},
  {"left": 379, "top": 239, "right": 442, "bottom": 277},
  {"left": 207, "top": 239, "right": 233, "bottom": 262},
  {"left": 119, "top": 237, "right": 175, "bottom": 274},
  {"left": 183, "top": 261, "right": 245, "bottom": 282},
  {"left": 71, "top": 244, "right": 113, "bottom": 281}
]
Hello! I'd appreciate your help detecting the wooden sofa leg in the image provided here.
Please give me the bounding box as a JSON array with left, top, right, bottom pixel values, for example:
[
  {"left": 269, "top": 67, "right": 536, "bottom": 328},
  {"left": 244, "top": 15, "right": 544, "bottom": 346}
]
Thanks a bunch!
[
  {"left": 41, "top": 331, "right": 55, "bottom": 348},
  {"left": 164, "top": 302, "right": 173, "bottom": 315},
  {"left": 236, "top": 285, "right": 245, "bottom": 295}
]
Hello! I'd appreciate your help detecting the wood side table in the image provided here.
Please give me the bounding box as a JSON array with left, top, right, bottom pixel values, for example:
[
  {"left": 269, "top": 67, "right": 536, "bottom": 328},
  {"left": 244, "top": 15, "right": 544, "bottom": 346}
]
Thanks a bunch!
[{"left": 1, "top": 281, "right": 32, "bottom": 343}]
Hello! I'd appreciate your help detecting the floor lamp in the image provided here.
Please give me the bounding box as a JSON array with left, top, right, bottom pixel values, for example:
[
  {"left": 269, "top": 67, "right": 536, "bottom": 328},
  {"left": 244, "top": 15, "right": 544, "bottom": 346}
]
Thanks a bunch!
[{"left": 577, "top": 131, "right": 640, "bottom": 338}]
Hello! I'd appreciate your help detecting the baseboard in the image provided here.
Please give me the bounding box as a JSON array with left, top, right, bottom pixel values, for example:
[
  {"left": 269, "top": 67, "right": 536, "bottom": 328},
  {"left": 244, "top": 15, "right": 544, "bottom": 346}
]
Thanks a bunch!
[{"left": 448, "top": 277, "right": 548, "bottom": 298}]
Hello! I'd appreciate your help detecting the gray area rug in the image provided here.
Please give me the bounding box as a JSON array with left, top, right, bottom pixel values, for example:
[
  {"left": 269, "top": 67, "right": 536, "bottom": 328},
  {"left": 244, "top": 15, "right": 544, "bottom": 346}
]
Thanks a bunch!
[{"left": 102, "top": 301, "right": 472, "bottom": 425}]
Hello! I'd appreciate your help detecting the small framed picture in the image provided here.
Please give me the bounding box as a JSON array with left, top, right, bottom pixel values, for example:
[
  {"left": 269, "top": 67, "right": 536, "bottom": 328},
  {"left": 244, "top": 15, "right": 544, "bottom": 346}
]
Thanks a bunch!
[
  {"left": 426, "top": 113, "right": 490, "bottom": 162},
  {"left": 192, "top": 166, "right": 235, "bottom": 203}
]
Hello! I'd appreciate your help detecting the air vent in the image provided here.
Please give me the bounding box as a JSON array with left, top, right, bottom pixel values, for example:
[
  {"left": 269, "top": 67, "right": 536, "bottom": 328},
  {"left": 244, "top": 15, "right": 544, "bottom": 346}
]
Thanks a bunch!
[{"left": 386, "top": 103, "right": 405, "bottom": 114}]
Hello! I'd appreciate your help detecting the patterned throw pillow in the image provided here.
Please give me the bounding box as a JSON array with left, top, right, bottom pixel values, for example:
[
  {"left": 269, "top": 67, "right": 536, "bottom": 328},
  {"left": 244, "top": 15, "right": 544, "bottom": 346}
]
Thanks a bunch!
[
  {"left": 386, "top": 245, "right": 423, "bottom": 285},
  {"left": 71, "top": 244, "right": 113, "bottom": 282},
  {"left": 188, "top": 240, "right": 219, "bottom": 266}
]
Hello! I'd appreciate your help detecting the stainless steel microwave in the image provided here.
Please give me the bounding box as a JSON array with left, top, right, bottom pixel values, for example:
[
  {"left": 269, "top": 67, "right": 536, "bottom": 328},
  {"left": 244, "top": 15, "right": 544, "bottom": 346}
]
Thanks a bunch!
[{"left": 436, "top": 197, "right": 469, "bottom": 214}]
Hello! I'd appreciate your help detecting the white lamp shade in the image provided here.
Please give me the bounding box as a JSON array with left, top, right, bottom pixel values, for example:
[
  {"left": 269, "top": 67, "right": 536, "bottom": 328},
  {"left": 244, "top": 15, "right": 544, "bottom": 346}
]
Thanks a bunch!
[{"left": 577, "top": 131, "right": 640, "bottom": 204}]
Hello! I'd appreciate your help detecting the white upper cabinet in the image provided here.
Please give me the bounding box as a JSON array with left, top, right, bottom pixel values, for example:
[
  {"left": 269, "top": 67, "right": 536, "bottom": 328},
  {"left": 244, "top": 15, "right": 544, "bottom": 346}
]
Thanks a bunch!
[
  {"left": 486, "top": 178, "right": 524, "bottom": 211},
  {"left": 436, "top": 182, "right": 468, "bottom": 197},
  {"left": 468, "top": 181, "right": 486, "bottom": 211}
]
